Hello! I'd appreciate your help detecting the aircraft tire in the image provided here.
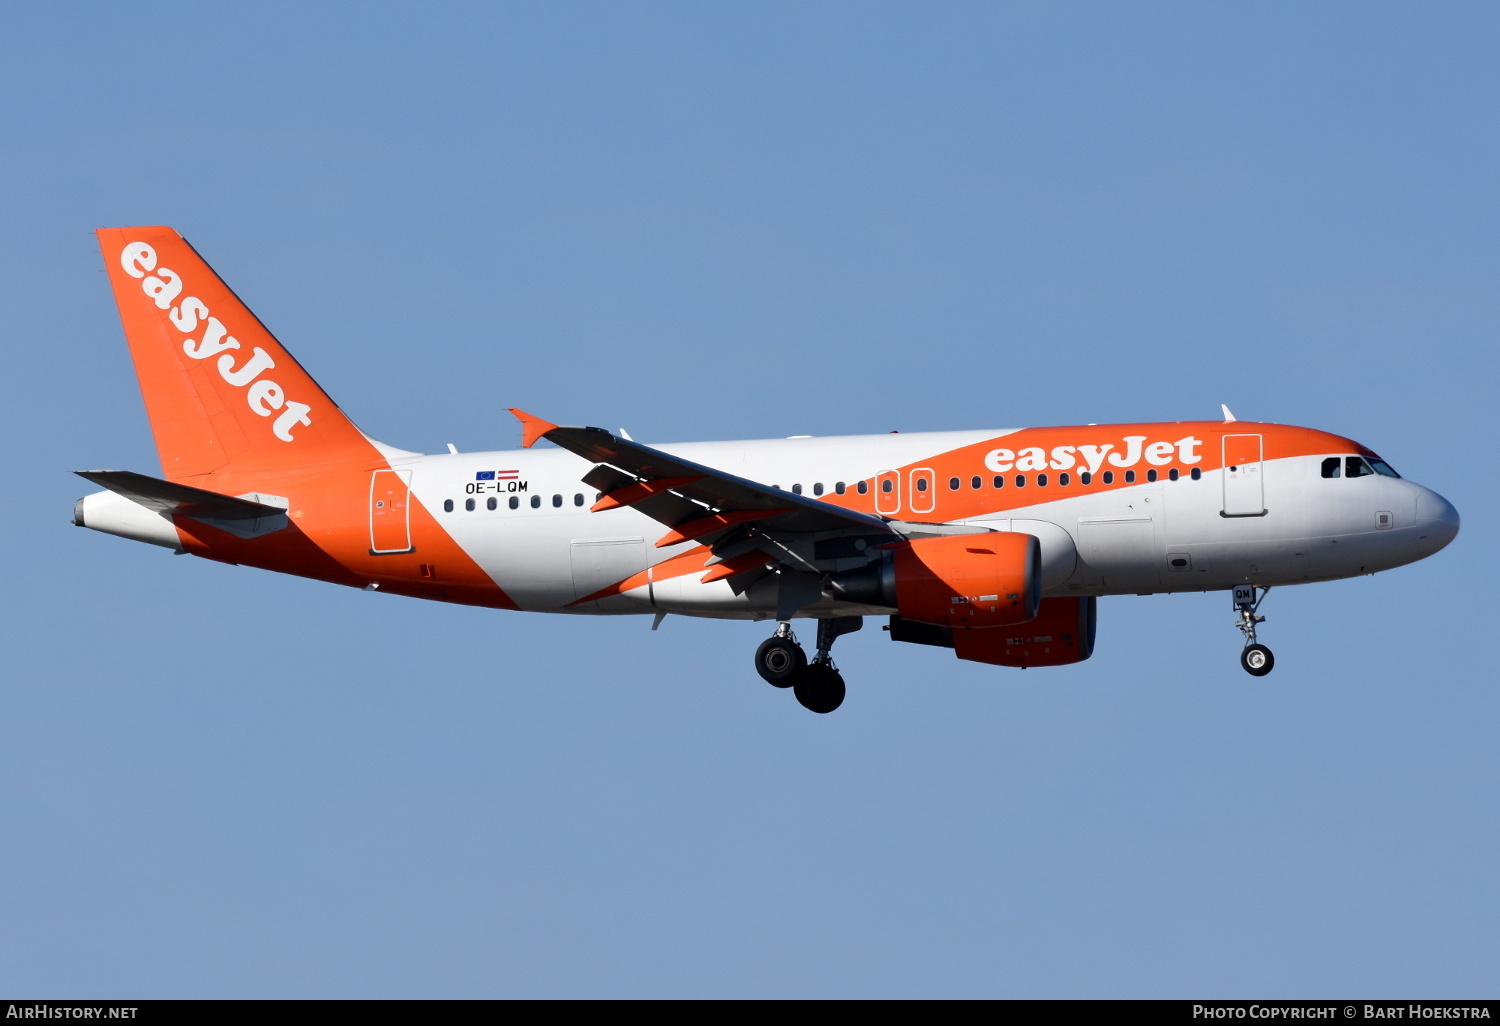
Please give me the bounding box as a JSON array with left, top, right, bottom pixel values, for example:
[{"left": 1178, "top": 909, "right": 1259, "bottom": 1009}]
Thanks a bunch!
[
  {"left": 794, "top": 664, "right": 845, "bottom": 714},
  {"left": 1240, "top": 644, "right": 1274, "bottom": 676},
  {"left": 756, "top": 636, "right": 806, "bottom": 687}
]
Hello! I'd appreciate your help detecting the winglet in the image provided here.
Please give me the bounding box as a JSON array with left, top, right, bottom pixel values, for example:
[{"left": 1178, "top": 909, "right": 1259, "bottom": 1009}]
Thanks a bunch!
[
  {"left": 1221, "top": 404, "right": 1237, "bottom": 423},
  {"left": 508, "top": 408, "right": 558, "bottom": 449}
]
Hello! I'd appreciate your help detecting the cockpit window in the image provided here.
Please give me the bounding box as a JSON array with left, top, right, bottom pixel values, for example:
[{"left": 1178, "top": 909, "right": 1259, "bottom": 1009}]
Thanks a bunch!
[
  {"left": 1368, "top": 458, "right": 1400, "bottom": 478},
  {"left": 1345, "top": 456, "right": 1374, "bottom": 478},
  {"left": 1321, "top": 457, "right": 1341, "bottom": 479}
]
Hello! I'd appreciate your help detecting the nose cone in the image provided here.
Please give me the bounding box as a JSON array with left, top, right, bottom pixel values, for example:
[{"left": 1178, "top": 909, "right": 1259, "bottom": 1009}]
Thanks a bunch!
[{"left": 1416, "top": 488, "right": 1460, "bottom": 554}]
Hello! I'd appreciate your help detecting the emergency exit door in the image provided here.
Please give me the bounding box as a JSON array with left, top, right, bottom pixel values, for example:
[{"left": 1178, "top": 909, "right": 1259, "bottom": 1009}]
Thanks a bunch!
[
  {"left": 370, "top": 469, "right": 415, "bottom": 554},
  {"left": 875, "top": 470, "right": 901, "bottom": 516},
  {"left": 1221, "top": 434, "right": 1266, "bottom": 517},
  {"left": 908, "top": 468, "right": 936, "bottom": 515}
]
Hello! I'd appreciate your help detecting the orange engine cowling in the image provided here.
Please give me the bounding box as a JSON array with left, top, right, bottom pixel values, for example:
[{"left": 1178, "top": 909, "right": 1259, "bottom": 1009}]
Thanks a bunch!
[
  {"left": 886, "top": 596, "right": 1098, "bottom": 668},
  {"left": 951, "top": 596, "right": 1097, "bottom": 667},
  {"left": 891, "top": 532, "right": 1040, "bottom": 628}
]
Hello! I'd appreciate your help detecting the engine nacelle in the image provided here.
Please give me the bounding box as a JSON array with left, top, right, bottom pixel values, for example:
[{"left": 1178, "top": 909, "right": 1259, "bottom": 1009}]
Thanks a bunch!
[
  {"left": 830, "top": 532, "right": 1040, "bottom": 628},
  {"left": 951, "top": 595, "right": 1097, "bottom": 667},
  {"left": 886, "top": 596, "right": 1098, "bottom": 668}
]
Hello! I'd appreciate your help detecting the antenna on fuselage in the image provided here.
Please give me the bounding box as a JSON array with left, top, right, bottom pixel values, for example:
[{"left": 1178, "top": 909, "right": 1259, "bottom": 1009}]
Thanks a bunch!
[{"left": 1221, "top": 404, "right": 1237, "bottom": 423}]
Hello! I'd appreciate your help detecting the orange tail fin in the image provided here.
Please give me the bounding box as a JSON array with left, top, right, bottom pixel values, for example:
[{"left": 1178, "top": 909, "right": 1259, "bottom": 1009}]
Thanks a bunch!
[{"left": 97, "top": 227, "right": 373, "bottom": 481}]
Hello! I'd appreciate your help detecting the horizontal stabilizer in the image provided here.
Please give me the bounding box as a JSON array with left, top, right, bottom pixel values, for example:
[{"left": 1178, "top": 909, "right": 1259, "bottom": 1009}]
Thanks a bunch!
[{"left": 74, "top": 470, "right": 286, "bottom": 521}]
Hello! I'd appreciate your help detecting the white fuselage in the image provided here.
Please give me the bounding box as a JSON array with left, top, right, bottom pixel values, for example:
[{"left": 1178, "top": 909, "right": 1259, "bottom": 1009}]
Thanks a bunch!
[{"left": 393, "top": 430, "right": 1458, "bottom": 619}]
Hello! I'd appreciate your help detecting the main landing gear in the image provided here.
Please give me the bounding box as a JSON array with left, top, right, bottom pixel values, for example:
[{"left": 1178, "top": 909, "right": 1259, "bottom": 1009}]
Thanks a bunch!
[
  {"left": 754, "top": 617, "right": 862, "bottom": 713},
  {"left": 1233, "top": 584, "right": 1274, "bottom": 676},
  {"left": 754, "top": 629, "right": 805, "bottom": 686}
]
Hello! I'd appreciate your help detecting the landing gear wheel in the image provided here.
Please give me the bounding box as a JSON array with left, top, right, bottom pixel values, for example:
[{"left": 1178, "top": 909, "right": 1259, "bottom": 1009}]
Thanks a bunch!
[
  {"left": 794, "top": 664, "right": 846, "bottom": 714},
  {"left": 1241, "top": 644, "right": 1274, "bottom": 677},
  {"left": 755, "top": 636, "right": 806, "bottom": 687}
]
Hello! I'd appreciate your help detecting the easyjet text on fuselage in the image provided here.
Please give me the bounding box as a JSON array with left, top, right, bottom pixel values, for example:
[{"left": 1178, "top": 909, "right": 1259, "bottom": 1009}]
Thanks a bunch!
[{"left": 984, "top": 435, "right": 1203, "bottom": 475}]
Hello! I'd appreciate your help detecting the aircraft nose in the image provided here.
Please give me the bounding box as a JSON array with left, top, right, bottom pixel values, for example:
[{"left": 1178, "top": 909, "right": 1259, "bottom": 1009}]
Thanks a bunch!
[{"left": 1416, "top": 488, "right": 1460, "bottom": 553}]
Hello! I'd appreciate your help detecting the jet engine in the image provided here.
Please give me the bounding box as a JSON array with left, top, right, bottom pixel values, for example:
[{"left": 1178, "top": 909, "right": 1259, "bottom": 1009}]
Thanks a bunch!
[
  {"left": 829, "top": 532, "right": 1041, "bottom": 628},
  {"left": 886, "top": 596, "right": 1098, "bottom": 668}
]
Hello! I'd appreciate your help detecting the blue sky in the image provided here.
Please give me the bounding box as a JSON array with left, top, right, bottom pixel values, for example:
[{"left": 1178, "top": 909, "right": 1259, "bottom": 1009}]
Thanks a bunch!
[{"left": 1, "top": 1, "right": 1495, "bottom": 997}]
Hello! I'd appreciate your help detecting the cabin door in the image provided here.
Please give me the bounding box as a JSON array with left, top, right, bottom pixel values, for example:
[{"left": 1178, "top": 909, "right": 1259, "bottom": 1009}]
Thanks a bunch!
[
  {"left": 1221, "top": 434, "right": 1266, "bottom": 517},
  {"left": 369, "top": 469, "right": 414, "bottom": 554}
]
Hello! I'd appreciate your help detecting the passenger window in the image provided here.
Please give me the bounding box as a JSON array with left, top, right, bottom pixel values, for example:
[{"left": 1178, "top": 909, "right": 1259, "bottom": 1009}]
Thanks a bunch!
[
  {"left": 948, "top": 477, "right": 960, "bottom": 490},
  {"left": 1124, "top": 470, "right": 1136, "bottom": 483},
  {"left": 552, "top": 494, "right": 563, "bottom": 507},
  {"left": 835, "top": 482, "right": 846, "bottom": 495},
  {"left": 1346, "top": 457, "right": 1374, "bottom": 478},
  {"left": 443, "top": 499, "right": 454, "bottom": 512},
  {"left": 531, "top": 495, "right": 541, "bottom": 508},
  {"left": 465, "top": 498, "right": 475, "bottom": 511},
  {"left": 1190, "top": 468, "right": 1202, "bottom": 480},
  {"left": 1321, "top": 457, "right": 1341, "bottom": 479},
  {"left": 1037, "top": 473, "right": 1048, "bottom": 487},
  {"left": 1169, "top": 468, "right": 1179, "bottom": 481},
  {"left": 993, "top": 475, "right": 1005, "bottom": 488},
  {"left": 1059, "top": 472, "right": 1070, "bottom": 486},
  {"left": 813, "top": 482, "right": 823, "bottom": 496},
  {"left": 1015, "top": 475, "right": 1026, "bottom": 488},
  {"left": 574, "top": 493, "right": 584, "bottom": 506},
  {"left": 915, "top": 478, "right": 928, "bottom": 492},
  {"left": 1080, "top": 472, "right": 1092, "bottom": 485},
  {"left": 971, "top": 476, "right": 981, "bottom": 489},
  {"left": 509, "top": 496, "right": 519, "bottom": 509},
  {"left": 487, "top": 497, "right": 497, "bottom": 510},
  {"left": 881, "top": 479, "right": 892, "bottom": 493},
  {"left": 792, "top": 483, "right": 803, "bottom": 495},
  {"left": 1146, "top": 469, "right": 1157, "bottom": 482},
  {"left": 1103, "top": 471, "right": 1115, "bottom": 484},
  {"left": 858, "top": 481, "right": 869, "bottom": 494}
]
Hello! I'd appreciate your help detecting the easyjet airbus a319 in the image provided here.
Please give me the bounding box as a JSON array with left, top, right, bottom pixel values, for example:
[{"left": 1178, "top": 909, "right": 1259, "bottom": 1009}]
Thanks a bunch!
[{"left": 75, "top": 227, "right": 1460, "bottom": 713}]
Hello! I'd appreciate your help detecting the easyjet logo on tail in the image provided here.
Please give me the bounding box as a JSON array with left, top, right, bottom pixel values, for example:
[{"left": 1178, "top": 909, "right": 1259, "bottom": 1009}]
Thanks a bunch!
[
  {"left": 119, "top": 241, "right": 313, "bottom": 442},
  {"left": 984, "top": 435, "right": 1204, "bottom": 474}
]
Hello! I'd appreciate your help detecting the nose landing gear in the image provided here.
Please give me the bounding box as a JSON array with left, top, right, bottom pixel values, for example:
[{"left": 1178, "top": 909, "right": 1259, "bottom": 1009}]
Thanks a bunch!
[
  {"left": 754, "top": 617, "right": 862, "bottom": 713},
  {"left": 1241, "top": 644, "right": 1274, "bottom": 675},
  {"left": 1233, "top": 584, "right": 1274, "bottom": 676}
]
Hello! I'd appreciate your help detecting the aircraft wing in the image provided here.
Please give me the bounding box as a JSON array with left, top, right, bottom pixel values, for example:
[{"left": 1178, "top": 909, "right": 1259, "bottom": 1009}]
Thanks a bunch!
[{"left": 508, "top": 410, "right": 895, "bottom": 546}]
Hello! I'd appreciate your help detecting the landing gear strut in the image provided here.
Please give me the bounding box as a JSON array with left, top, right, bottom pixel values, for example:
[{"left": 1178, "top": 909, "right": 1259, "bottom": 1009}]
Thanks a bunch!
[
  {"left": 1233, "top": 584, "right": 1274, "bottom": 676},
  {"left": 754, "top": 617, "right": 862, "bottom": 713}
]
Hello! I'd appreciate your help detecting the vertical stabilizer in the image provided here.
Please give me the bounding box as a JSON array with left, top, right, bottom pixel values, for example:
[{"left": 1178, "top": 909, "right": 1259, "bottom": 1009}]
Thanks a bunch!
[{"left": 97, "top": 227, "right": 373, "bottom": 481}]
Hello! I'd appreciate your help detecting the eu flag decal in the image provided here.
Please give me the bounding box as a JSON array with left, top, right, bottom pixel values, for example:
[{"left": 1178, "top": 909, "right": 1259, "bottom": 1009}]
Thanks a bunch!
[{"left": 476, "top": 471, "right": 496, "bottom": 481}]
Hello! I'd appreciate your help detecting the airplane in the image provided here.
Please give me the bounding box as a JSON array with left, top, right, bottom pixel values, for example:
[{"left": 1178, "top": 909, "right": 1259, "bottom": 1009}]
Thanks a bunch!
[{"left": 73, "top": 226, "right": 1461, "bottom": 714}]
